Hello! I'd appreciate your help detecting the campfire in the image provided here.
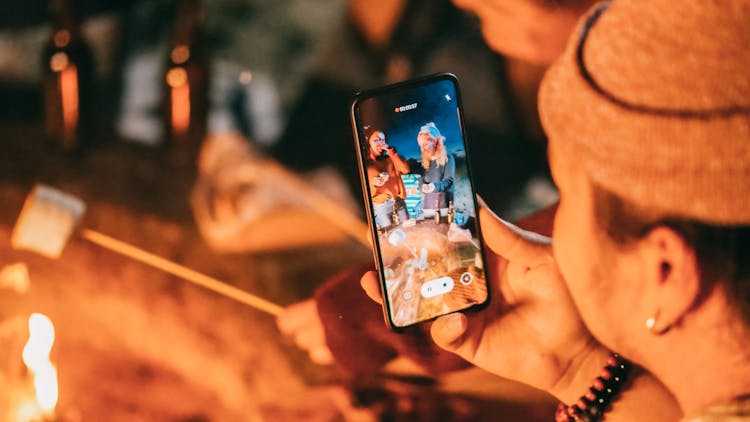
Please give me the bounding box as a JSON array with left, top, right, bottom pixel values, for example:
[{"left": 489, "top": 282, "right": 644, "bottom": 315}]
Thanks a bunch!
[
  {"left": 16, "top": 313, "right": 58, "bottom": 422},
  {"left": 0, "top": 174, "right": 423, "bottom": 421},
  {"left": 0, "top": 187, "right": 346, "bottom": 421}
]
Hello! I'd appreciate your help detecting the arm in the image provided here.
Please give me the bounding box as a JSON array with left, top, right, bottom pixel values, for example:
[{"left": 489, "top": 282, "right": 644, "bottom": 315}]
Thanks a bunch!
[
  {"left": 432, "top": 155, "right": 455, "bottom": 192},
  {"left": 367, "top": 164, "right": 391, "bottom": 203},
  {"left": 367, "top": 164, "right": 381, "bottom": 190},
  {"left": 387, "top": 147, "right": 411, "bottom": 175},
  {"left": 550, "top": 346, "right": 681, "bottom": 421},
  {"left": 310, "top": 205, "right": 559, "bottom": 375},
  {"left": 278, "top": 204, "right": 559, "bottom": 375},
  {"left": 313, "top": 263, "right": 469, "bottom": 374}
]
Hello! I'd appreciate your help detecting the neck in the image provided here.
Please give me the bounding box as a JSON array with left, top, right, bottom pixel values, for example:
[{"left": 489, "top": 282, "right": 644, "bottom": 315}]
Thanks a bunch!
[{"left": 643, "top": 295, "right": 750, "bottom": 415}]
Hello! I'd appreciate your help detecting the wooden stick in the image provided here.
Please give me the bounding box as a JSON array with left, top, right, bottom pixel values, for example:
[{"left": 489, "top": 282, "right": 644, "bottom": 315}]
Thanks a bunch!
[
  {"left": 263, "top": 161, "right": 372, "bottom": 247},
  {"left": 80, "top": 229, "right": 283, "bottom": 316}
]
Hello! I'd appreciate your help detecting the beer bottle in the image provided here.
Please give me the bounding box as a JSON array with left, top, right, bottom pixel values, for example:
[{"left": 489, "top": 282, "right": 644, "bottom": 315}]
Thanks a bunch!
[
  {"left": 165, "top": 0, "right": 209, "bottom": 166},
  {"left": 434, "top": 198, "right": 440, "bottom": 224},
  {"left": 42, "top": 0, "right": 95, "bottom": 152},
  {"left": 448, "top": 200, "right": 454, "bottom": 224}
]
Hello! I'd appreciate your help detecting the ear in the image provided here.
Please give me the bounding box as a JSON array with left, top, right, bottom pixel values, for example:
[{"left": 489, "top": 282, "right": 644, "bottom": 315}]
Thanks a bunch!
[{"left": 639, "top": 226, "right": 701, "bottom": 330}]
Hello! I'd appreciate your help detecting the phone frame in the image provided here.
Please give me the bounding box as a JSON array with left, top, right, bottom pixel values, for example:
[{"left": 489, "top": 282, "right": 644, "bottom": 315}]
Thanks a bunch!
[{"left": 350, "top": 73, "right": 490, "bottom": 331}]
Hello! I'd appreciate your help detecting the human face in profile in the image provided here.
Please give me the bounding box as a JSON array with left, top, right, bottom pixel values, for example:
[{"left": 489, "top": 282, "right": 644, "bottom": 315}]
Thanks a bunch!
[{"left": 548, "top": 136, "right": 648, "bottom": 356}]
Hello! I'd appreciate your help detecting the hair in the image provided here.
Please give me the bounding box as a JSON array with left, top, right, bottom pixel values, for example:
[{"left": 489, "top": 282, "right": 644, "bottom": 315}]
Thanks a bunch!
[
  {"left": 367, "top": 130, "right": 384, "bottom": 143},
  {"left": 418, "top": 123, "right": 448, "bottom": 169},
  {"left": 592, "top": 183, "right": 750, "bottom": 325}
]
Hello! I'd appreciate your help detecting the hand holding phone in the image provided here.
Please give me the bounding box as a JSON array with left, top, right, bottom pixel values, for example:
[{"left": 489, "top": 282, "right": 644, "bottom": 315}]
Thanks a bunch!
[
  {"left": 351, "top": 73, "right": 490, "bottom": 330},
  {"left": 358, "top": 206, "right": 600, "bottom": 401}
]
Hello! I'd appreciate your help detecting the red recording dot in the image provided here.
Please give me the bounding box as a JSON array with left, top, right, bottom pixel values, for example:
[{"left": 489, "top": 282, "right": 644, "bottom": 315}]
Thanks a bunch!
[{"left": 394, "top": 107, "right": 400, "bottom": 112}]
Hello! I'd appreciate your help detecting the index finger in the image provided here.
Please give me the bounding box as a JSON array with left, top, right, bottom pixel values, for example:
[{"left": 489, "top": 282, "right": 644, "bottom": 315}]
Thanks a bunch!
[{"left": 277, "top": 299, "right": 318, "bottom": 335}]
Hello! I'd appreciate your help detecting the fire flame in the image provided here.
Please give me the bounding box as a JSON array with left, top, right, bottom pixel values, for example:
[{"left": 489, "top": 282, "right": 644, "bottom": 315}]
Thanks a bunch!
[{"left": 21, "top": 313, "right": 58, "bottom": 415}]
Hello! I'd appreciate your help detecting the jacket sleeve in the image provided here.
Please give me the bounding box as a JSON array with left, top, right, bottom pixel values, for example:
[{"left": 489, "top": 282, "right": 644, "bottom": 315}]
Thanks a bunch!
[
  {"left": 388, "top": 149, "right": 411, "bottom": 175},
  {"left": 432, "top": 155, "right": 455, "bottom": 192}
]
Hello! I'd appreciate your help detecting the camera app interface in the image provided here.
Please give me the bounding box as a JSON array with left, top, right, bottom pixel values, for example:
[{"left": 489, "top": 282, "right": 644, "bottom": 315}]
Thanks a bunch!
[{"left": 357, "top": 79, "right": 487, "bottom": 327}]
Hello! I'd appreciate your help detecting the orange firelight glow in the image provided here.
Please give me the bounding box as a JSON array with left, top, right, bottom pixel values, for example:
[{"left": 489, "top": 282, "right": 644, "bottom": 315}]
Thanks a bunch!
[
  {"left": 20, "top": 313, "right": 58, "bottom": 418},
  {"left": 167, "top": 67, "right": 191, "bottom": 136},
  {"left": 60, "top": 64, "right": 80, "bottom": 140}
]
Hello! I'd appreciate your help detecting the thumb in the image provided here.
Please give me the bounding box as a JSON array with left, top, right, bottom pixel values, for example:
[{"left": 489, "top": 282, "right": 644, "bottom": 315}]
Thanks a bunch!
[
  {"left": 430, "top": 313, "right": 468, "bottom": 351},
  {"left": 478, "top": 204, "right": 552, "bottom": 267}
]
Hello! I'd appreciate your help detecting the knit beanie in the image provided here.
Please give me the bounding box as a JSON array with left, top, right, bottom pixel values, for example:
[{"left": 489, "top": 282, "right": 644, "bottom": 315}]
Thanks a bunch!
[
  {"left": 539, "top": 0, "right": 750, "bottom": 225},
  {"left": 418, "top": 122, "right": 443, "bottom": 140}
]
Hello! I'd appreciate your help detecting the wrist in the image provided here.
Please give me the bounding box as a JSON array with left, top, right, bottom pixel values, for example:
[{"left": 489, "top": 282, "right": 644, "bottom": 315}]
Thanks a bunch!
[
  {"left": 550, "top": 343, "right": 613, "bottom": 403},
  {"left": 553, "top": 351, "right": 632, "bottom": 422}
]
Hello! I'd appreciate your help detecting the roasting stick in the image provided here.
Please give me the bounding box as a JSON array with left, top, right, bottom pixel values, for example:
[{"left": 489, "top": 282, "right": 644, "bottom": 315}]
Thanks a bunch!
[
  {"left": 81, "top": 228, "right": 283, "bottom": 316},
  {"left": 263, "top": 161, "right": 371, "bottom": 247},
  {"left": 77, "top": 162, "right": 371, "bottom": 314},
  {"left": 12, "top": 184, "right": 284, "bottom": 317}
]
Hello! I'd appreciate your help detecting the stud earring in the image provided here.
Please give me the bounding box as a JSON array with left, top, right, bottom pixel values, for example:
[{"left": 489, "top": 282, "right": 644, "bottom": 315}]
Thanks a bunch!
[{"left": 645, "top": 310, "right": 672, "bottom": 335}]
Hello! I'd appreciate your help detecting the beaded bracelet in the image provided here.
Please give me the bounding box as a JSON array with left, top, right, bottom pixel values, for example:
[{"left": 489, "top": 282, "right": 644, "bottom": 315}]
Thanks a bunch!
[{"left": 554, "top": 353, "right": 631, "bottom": 422}]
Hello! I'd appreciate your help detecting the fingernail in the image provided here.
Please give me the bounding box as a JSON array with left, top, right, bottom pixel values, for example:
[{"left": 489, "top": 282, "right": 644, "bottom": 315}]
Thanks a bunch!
[{"left": 445, "top": 313, "right": 465, "bottom": 333}]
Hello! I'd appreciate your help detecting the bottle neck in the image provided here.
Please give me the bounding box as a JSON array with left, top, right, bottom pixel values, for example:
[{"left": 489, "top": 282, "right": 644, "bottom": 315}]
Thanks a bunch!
[
  {"left": 50, "top": 0, "right": 82, "bottom": 34},
  {"left": 173, "top": 0, "right": 204, "bottom": 46}
]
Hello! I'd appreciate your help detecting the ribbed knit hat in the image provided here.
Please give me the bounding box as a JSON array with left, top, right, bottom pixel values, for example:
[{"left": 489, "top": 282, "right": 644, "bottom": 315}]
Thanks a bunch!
[
  {"left": 539, "top": 0, "right": 750, "bottom": 225},
  {"left": 418, "top": 122, "right": 443, "bottom": 140}
]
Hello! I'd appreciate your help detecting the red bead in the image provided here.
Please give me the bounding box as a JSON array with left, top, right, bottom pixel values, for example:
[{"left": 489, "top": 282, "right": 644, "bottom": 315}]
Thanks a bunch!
[
  {"left": 555, "top": 353, "right": 630, "bottom": 422},
  {"left": 555, "top": 403, "right": 570, "bottom": 422}
]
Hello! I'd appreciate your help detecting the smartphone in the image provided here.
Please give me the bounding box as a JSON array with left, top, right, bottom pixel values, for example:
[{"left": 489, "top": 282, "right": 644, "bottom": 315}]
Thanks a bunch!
[{"left": 351, "top": 73, "right": 489, "bottom": 330}]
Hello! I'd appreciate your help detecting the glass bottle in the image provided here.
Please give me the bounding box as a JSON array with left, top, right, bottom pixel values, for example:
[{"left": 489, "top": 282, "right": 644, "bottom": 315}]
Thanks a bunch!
[
  {"left": 447, "top": 200, "right": 454, "bottom": 224},
  {"left": 41, "top": 0, "right": 95, "bottom": 152},
  {"left": 165, "top": 0, "right": 209, "bottom": 165},
  {"left": 434, "top": 198, "right": 440, "bottom": 224}
]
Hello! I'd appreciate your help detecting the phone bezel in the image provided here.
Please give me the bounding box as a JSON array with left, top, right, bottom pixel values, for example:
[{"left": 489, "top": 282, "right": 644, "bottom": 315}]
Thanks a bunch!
[{"left": 350, "top": 72, "right": 491, "bottom": 331}]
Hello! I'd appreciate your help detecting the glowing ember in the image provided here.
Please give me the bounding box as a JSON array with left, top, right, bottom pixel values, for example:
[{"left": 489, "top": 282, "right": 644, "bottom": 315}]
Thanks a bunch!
[{"left": 20, "top": 313, "right": 58, "bottom": 419}]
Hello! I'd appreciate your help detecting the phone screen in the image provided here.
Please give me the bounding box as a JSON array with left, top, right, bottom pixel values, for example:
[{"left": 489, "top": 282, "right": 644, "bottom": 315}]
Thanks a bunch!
[{"left": 352, "top": 74, "right": 488, "bottom": 329}]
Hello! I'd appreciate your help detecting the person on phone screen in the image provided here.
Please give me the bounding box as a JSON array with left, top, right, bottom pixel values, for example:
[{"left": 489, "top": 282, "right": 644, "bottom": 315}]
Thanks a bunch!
[
  {"left": 366, "top": 130, "right": 410, "bottom": 228},
  {"left": 415, "top": 122, "right": 455, "bottom": 214}
]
